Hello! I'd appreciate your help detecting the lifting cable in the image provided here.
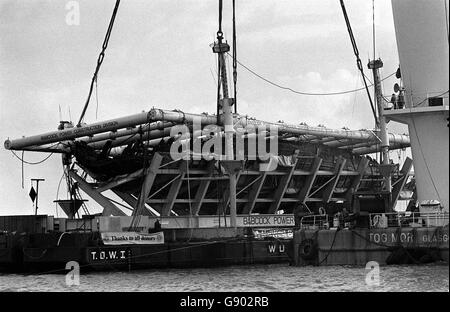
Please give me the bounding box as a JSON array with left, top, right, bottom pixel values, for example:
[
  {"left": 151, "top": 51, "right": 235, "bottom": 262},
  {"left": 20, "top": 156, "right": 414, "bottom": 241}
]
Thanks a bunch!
[
  {"left": 339, "top": 0, "right": 378, "bottom": 127},
  {"left": 11, "top": 150, "right": 54, "bottom": 165},
  {"left": 216, "top": 0, "right": 224, "bottom": 118},
  {"left": 77, "top": 0, "right": 121, "bottom": 127},
  {"left": 232, "top": 0, "right": 237, "bottom": 113},
  {"left": 445, "top": 0, "right": 449, "bottom": 45},
  {"left": 372, "top": 0, "right": 376, "bottom": 61},
  {"left": 227, "top": 52, "right": 396, "bottom": 96}
]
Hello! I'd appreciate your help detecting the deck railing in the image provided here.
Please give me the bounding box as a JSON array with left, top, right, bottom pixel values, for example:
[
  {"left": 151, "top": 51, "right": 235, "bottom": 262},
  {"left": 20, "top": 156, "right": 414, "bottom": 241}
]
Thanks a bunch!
[
  {"left": 298, "top": 211, "right": 449, "bottom": 230},
  {"left": 300, "top": 214, "right": 330, "bottom": 230},
  {"left": 369, "top": 211, "right": 449, "bottom": 229}
]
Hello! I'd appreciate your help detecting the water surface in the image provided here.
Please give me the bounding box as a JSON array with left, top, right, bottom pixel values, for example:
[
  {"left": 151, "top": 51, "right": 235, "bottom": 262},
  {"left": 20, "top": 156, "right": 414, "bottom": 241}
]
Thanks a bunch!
[{"left": 0, "top": 263, "right": 448, "bottom": 292}]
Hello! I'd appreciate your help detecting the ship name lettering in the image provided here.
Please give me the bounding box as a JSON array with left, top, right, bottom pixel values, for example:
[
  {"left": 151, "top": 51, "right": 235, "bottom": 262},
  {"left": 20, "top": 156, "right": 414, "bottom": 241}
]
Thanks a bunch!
[
  {"left": 243, "top": 216, "right": 270, "bottom": 226},
  {"left": 41, "top": 133, "right": 58, "bottom": 141},
  {"left": 391, "top": 233, "right": 397, "bottom": 243},
  {"left": 273, "top": 216, "right": 294, "bottom": 225},
  {"left": 102, "top": 121, "right": 119, "bottom": 128},
  {"left": 90, "top": 249, "right": 128, "bottom": 261},
  {"left": 370, "top": 231, "right": 416, "bottom": 243},
  {"left": 422, "top": 234, "right": 448, "bottom": 243},
  {"left": 268, "top": 244, "right": 285, "bottom": 253}
]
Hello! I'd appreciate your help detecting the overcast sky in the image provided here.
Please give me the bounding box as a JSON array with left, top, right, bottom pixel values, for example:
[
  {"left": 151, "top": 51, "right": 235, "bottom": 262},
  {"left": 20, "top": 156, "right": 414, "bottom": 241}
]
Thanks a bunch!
[{"left": 0, "top": 0, "right": 409, "bottom": 216}]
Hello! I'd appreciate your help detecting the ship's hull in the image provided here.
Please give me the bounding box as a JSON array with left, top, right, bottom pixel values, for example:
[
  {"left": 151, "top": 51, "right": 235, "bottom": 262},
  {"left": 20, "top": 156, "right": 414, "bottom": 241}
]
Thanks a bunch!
[
  {"left": 293, "top": 226, "right": 449, "bottom": 266},
  {"left": 0, "top": 232, "right": 292, "bottom": 273}
]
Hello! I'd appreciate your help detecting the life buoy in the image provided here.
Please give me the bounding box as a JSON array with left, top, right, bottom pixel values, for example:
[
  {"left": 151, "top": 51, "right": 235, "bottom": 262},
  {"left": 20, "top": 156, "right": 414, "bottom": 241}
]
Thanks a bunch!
[{"left": 298, "top": 239, "right": 317, "bottom": 261}]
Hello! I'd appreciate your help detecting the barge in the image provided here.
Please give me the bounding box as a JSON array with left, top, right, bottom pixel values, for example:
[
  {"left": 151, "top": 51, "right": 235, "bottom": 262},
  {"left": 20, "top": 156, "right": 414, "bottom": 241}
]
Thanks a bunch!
[{"left": 1, "top": 0, "right": 448, "bottom": 272}]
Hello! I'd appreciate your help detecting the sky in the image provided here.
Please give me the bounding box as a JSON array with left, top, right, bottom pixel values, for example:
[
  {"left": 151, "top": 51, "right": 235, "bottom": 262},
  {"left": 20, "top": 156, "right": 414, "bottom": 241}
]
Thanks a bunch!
[{"left": 0, "top": 0, "right": 409, "bottom": 216}]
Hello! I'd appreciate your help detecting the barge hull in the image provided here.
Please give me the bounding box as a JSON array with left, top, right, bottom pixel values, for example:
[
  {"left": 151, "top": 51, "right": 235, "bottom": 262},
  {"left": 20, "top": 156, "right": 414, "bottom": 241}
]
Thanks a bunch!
[
  {"left": 1, "top": 237, "right": 291, "bottom": 273},
  {"left": 293, "top": 227, "right": 449, "bottom": 266}
]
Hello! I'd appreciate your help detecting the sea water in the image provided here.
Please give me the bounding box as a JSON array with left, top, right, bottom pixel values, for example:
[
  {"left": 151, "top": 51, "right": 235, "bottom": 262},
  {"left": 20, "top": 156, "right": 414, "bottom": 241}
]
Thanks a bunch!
[{"left": 0, "top": 263, "right": 448, "bottom": 292}]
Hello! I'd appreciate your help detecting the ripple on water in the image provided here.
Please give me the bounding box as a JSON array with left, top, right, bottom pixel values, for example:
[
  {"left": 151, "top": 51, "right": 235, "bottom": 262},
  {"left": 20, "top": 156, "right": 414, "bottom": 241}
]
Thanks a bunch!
[{"left": 0, "top": 263, "right": 448, "bottom": 292}]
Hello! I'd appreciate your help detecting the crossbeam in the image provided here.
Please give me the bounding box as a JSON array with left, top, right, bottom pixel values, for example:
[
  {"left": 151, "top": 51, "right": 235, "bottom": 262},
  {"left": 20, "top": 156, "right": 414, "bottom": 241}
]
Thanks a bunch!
[
  {"left": 297, "top": 157, "right": 323, "bottom": 204},
  {"left": 192, "top": 161, "right": 215, "bottom": 215},
  {"left": 133, "top": 153, "right": 163, "bottom": 216},
  {"left": 323, "top": 157, "right": 347, "bottom": 203},
  {"left": 390, "top": 157, "right": 413, "bottom": 211},
  {"left": 96, "top": 168, "right": 144, "bottom": 192},
  {"left": 268, "top": 150, "right": 300, "bottom": 213},
  {"left": 161, "top": 163, "right": 187, "bottom": 216},
  {"left": 241, "top": 173, "right": 267, "bottom": 214},
  {"left": 344, "top": 156, "right": 369, "bottom": 208},
  {"left": 112, "top": 190, "right": 156, "bottom": 216},
  {"left": 69, "top": 170, "right": 126, "bottom": 216}
]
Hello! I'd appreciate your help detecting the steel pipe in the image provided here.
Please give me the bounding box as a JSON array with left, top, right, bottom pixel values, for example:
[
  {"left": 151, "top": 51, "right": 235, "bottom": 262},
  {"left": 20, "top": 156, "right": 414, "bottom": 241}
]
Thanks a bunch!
[
  {"left": 4, "top": 107, "right": 411, "bottom": 151},
  {"left": 5, "top": 110, "right": 155, "bottom": 150}
]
